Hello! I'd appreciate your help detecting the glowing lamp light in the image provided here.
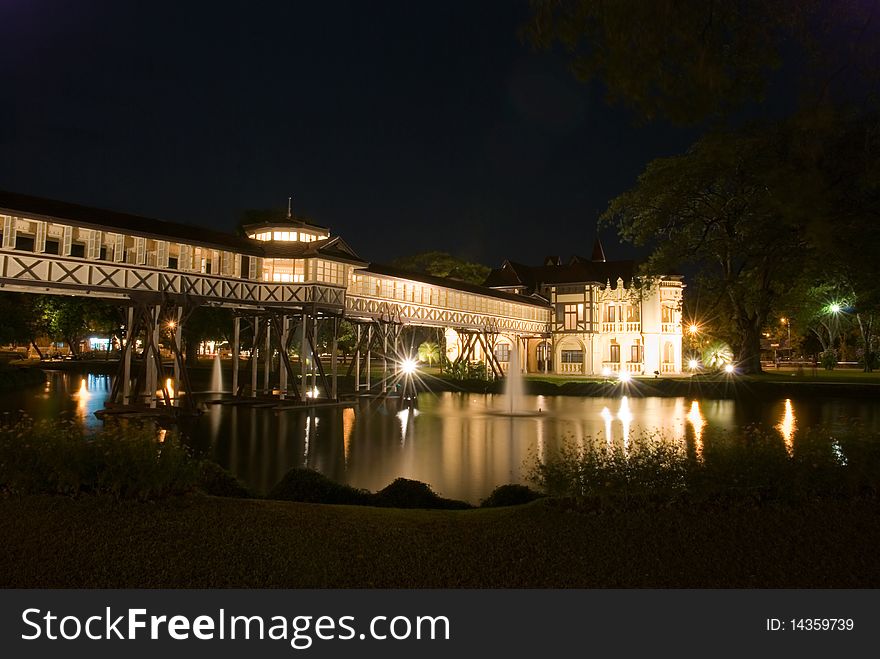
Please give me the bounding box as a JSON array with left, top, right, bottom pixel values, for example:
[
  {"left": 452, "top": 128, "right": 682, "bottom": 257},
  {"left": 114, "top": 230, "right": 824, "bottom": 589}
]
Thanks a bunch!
[
  {"left": 724, "top": 364, "right": 735, "bottom": 374},
  {"left": 688, "top": 359, "right": 699, "bottom": 371},
  {"left": 618, "top": 371, "right": 632, "bottom": 383},
  {"left": 688, "top": 324, "right": 699, "bottom": 335},
  {"left": 601, "top": 366, "right": 611, "bottom": 377},
  {"left": 401, "top": 358, "right": 418, "bottom": 376},
  {"left": 830, "top": 303, "right": 842, "bottom": 314},
  {"left": 167, "top": 320, "right": 176, "bottom": 329}
]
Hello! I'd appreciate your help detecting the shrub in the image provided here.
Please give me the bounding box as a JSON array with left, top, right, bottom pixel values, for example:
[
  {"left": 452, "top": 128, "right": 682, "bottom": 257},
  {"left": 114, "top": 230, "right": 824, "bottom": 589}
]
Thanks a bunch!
[
  {"left": 480, "top": 484, "right": 544, "bottom": 508},
  {"left": 197, "top": 461, "right": 252, "bottom": 498},
  {"left": 372, "top": 478, "right": 471, "bottom": 509},
  {"left": 820, "top": 349, "right": 838, "bottom": 370},
  {"left": 0, "top": 419, "right": 198, "bottom": 499},
  {"left": 267, "top": 468, "right": 371, "bottom": 505},
  {"left": 526, "top": 426, "right": 880, "bottom": 504}
]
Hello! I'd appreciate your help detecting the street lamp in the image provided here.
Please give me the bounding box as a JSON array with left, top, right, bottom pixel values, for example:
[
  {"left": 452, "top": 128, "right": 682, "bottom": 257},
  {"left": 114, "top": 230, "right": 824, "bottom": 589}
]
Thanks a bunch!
[{"left": 780, "top": 318, "right": 791, "bottom": 359}]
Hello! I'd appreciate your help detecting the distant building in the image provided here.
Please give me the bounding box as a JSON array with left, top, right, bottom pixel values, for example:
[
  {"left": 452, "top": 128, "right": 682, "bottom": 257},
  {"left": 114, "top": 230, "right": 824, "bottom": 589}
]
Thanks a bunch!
[{"left": 482, "top": 239, "right": 684, "bottom": 376}]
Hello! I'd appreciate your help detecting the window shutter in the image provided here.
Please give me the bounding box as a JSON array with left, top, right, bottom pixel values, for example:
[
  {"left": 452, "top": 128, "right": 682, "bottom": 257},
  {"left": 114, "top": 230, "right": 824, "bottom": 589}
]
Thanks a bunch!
[
  {"left": 2, "top": 216, "right": 16, "bottom": 249},
  {"left": 135, "top": 237, "right": 146, "bottom": 265},
  {"left": 157, "top": 241, "right": 169, "bottom": 268},
  {"left": 87, "top": 230, "right": 102, "bottom": 259},
  {"left": 61, "top": 226, "right": 73, "bottom": 256},
  {"left": 113, "top": 234, "right": 125, "bottom": 262},
  {"left": 34, "top": 221, "right": 47, "bottom": 253},
  {"left": 178, "top": 244, "right": 190, "bottom": 270}
]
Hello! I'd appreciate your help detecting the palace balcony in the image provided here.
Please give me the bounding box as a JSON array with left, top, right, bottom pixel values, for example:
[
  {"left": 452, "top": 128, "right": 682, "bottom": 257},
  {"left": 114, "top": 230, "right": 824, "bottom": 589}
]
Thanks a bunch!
[
  {"left": 661, "top": 322, "right": 679, "bottom": 334},
  {"left": 601, "top": 362, "right": 643, "bottom": 374},
  {"left": 601, "top": 322, "right": 641, "bottom": 333},
  {"left": 558, "top": 362, "right": 584, "bottom": 375}
]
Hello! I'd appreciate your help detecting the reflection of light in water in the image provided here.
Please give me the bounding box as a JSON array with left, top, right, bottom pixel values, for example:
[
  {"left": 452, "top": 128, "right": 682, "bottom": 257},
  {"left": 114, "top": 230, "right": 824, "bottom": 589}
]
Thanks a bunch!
[
  {"left": 304, "top": 414, "right": 318, "bottom": 464},
  {"left": 75, "top": 378, "right": 89, "bottom": 418},
  {"left": 342, "top": 407, "right": 355, "bottom": 467},
  {"left": 397, "top": 407, "right": 419, "bottom": 444},
  {"left": 831, "top": 438, "right": 847, "bottom": 465},
  {"left": 157, "top": 428, "right": 167, "bottom": 443},
  {"left": 687, "top": 400, "right": 705, "bottom": 460},
  {"left": 600, "top": 407, "right": 613, "bottom": 446},
  {"left": 617, "top": 396, "right": 632, "bottom": 452},
  {"left": 671, "top": 398, "right": 686, "bottom": 442},
  {"left": 536, "top": 415, "right": 545, "bottom": 462},
  {"left": 776, "top": 399, "right": 796, "bottom": 456}
]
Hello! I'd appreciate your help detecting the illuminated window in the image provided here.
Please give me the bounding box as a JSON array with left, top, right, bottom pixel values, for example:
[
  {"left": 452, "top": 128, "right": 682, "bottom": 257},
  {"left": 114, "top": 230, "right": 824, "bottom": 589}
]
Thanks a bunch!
[
  {"left": 610, "top": 343, "right": 620, "bottom": 363},
  {"left": 558, "top": 303, "right": 585, "bottom": 330},
  {"left": 662, "top": 306, "right": 675, "bottom": 323},
  {"left": 561, "top": 350, "right": 583, "bottom": 364},
  {"left": 630, "top": 340, "right": 642, "bottom": 362},
  {"left": 605, "top": 305, "right": 616, "bottom": 322},
  {"left": 494, "top": 343, "right": 510, "bottom": 363}
]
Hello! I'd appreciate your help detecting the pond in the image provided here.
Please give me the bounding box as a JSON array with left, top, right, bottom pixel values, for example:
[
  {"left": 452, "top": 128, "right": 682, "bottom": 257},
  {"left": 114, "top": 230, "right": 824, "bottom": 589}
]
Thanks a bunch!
[{"left": 5, "top": 370, "right": 880, "bottom": 503}]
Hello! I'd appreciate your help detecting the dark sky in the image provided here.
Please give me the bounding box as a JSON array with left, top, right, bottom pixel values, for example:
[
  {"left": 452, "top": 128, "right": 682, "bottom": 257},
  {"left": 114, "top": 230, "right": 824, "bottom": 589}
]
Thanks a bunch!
[{"left": 0, "top": 0, "right": 696, "bottom": 266}]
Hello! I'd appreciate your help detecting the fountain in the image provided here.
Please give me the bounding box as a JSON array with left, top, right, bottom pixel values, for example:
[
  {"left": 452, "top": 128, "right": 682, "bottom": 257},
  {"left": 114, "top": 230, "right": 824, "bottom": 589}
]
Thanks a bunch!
[
  {"left": 491, "top": 346, "right": 543, "bottom": 417},
  {"left": 505, "top": 347, "right": 525, "bottom": 414},
  {"left": 211, "top": 353, "right": 225, "bottom": 394}
]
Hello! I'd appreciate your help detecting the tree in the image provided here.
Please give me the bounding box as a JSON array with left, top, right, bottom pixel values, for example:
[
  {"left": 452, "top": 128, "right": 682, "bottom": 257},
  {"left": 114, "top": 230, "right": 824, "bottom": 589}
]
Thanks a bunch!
[
  {"left": 417, "top": 341, "right": 440, "bottom": 366},
  {"left": 526, "top": 0, "right": 879, "bottom": 125},
  {"left": 601, "top": 125, "right": 810, "bottom": 373},
  {"left": 781, "top": 112, "right": 880, "bottom": 370},
  {"left": 390, "top": 251, "right": 491, "bottom": 286},
  {"left": 182, "top": 307, "right": 234, "bottom": 364}
]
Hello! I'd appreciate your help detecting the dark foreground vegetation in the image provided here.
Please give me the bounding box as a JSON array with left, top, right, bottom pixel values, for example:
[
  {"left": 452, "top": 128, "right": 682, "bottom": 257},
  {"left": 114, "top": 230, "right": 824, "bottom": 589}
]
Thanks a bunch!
[
  {"left": 2, "top": 494, "right": 879, "bottom": 588},
  {"left": 2, "top": 420, "right": 880, "bottom": 587}
]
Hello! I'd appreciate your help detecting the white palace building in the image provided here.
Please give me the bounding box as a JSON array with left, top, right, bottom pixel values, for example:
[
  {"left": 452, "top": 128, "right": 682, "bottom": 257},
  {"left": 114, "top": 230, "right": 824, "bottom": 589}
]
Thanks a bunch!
[
  {"left": 0, "top": 190, "right": 684, "bottom": 396},
  {"left": 480, "top": 240, "right": 684, "bottom": 376}
]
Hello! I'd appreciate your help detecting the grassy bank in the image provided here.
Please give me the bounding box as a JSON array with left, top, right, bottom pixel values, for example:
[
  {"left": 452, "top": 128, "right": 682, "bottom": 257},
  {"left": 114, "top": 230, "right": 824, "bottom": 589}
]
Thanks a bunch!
[
  {"left": 413, "top": 371, "right": 880, "bottom": 399},
  {"left": 1, "top": 493, "right": 878, "bottom": 588}
]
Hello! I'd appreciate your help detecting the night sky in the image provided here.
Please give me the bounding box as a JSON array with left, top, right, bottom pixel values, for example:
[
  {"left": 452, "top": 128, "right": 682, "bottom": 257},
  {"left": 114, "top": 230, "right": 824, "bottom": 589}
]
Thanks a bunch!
[{"left": 0, "top": 0, "right": 697, "bottom": 267}]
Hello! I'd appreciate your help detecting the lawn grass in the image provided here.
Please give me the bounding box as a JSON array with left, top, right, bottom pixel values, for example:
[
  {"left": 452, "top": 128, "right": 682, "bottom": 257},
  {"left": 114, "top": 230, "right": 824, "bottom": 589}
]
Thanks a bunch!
[{"left": 2, "top": 494, "right": 879, "bottom": 588}]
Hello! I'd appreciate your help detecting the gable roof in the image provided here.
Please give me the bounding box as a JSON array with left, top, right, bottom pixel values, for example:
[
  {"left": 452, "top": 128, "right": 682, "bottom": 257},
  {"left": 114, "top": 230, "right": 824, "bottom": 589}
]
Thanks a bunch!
[
  {"left": 0, "top": 189, "right": 263, "bottom": 255},
  {"left": 261, "top": 235, "right": 366, "bottom": 265},
  {"left": 484, "top": 257, "right": 637, "bottom": 291},
  {"left": 362, "top": 262, "right": 551, "bottom": 308}
]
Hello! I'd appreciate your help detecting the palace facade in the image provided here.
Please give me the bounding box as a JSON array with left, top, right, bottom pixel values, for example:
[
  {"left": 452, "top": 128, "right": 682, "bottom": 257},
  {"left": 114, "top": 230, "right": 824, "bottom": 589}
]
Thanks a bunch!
[
  {"left": 475, "top": 239, "right": 685, "bottom": 376},
  {"left": 1, "top": 190, "right": 683, "bottom": 395}
]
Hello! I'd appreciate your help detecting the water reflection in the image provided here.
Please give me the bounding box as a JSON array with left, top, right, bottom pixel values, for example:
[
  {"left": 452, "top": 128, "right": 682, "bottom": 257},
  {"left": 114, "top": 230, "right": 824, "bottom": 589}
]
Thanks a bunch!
[
  {"left": 617, "top": 396, "right": 633, "bottom": 453},
  {"left": 73, "top": 374, "right": 110, "bottom": 425},
  {"left": 687, "top": 401, "right": 706, "bottom": 460},
  {"left": 776, "top": 399, "right": 797, "bottom": 456},
  {"left": 8, "top": 371, "right": 880, "bottom": 502}
]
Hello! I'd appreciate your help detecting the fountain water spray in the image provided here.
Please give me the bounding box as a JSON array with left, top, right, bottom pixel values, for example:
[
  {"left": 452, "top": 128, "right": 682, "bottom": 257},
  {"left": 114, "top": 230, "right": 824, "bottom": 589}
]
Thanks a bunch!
[{"left": 211, "top": 353, "right": 225, "bottom": 393}]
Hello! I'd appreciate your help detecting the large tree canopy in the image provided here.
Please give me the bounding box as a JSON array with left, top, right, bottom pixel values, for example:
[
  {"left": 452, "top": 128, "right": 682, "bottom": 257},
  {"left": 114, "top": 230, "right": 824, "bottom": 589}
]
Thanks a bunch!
[
  {"left": 601, "top": 124, "right": 812, "bottom": 372},
  {"left": 526, "top": 0, "right": 880, "bottom": 124},
  {"left": 390, "top": 251, "right": 491, "bottom": 286}
]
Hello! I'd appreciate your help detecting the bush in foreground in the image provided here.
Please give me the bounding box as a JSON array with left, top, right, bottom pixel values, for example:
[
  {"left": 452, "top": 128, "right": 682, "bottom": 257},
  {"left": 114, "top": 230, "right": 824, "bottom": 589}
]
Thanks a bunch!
[
  {"left": 0, "top": 419, "right": 198, "bottom": 500},
  {"left": 372, "top": 478, "right": 471, "bottom": 510},
  {"left": 267, "top": 468, "right": 371, "bottom": 505},
  {"left": 480, "top": 484, "right": 544, "bottom": 508},
  {"left": 527, "top": 426, "right": 880, "bottom": 503},
  {"left": 197, "top": 461, "right": 252, "bottom": 498}
]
